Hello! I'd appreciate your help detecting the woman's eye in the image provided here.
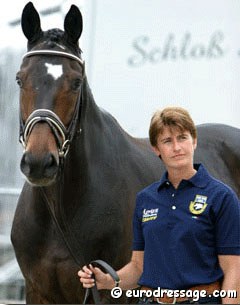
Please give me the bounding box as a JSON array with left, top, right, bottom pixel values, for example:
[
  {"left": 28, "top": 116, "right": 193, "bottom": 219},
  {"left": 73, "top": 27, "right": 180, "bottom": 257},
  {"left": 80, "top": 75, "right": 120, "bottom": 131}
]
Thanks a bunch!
[
  {"left": 178, "top": 135, "right": 188, "bottom": 142},
  {"left": 180, "top": 135, "right": 187, "bottom": 139},
  {"left": 163, "top": 139, "right": 171, "bottom": 144}
]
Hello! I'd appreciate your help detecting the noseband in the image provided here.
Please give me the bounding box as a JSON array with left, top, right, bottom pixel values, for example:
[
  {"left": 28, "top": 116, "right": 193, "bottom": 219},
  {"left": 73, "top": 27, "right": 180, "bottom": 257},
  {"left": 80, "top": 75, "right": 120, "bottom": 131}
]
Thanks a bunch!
[
  {"left": 20, "top": 109, "right": 70, "bottom": 157},
  {"left": 19, "top": 50, "right": 84, "bottom": 158}
]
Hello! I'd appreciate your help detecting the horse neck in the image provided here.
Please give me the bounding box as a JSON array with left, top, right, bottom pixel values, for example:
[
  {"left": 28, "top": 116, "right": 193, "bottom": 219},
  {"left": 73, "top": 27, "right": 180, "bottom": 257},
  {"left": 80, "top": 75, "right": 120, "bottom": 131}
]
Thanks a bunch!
[
  {"left": 69, "top": 77, "right": 128, "bottom": 161},
  {"left": 60, "top": 77, "right": 130, "bottom": 191}
]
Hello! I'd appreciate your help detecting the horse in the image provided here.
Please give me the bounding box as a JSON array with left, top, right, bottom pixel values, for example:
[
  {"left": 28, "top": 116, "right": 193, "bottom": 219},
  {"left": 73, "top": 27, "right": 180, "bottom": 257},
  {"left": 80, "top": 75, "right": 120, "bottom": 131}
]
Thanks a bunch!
[{"left": 11, "top": 2, "right": 240, "bottom": 304}]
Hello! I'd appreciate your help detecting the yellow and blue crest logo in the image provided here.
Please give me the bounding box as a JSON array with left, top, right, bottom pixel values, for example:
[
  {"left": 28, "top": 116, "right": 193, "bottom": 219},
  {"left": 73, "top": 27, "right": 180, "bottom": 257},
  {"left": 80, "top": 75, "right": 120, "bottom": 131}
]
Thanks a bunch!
[{"left": 189, "top": 195, "right": 208, "bottom": 215}]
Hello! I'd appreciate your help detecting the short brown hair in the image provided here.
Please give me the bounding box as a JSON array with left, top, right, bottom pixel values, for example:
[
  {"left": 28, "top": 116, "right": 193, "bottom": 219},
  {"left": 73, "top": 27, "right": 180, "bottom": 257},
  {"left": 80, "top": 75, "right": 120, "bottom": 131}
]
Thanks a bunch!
[{"left": 149, "top": 106, "right": 197, "bottom": 147}]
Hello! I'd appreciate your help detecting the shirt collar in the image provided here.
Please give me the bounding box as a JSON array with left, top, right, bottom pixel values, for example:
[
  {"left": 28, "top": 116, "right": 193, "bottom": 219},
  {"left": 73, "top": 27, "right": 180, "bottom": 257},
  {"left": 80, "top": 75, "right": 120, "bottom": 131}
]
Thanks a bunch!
[
  {"left": 157, "top": 163, "right": 210, "bottom": 190},
  {"left": 158, "top": 171, "right": 170, "bottom": 189}
]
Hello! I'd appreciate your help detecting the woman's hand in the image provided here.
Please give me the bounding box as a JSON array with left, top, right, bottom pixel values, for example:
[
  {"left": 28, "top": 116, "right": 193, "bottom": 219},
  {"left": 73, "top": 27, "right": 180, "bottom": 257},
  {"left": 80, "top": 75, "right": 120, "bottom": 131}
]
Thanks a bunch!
[{"left": 78, "top": 264, "right": 114, "bottom": 290}]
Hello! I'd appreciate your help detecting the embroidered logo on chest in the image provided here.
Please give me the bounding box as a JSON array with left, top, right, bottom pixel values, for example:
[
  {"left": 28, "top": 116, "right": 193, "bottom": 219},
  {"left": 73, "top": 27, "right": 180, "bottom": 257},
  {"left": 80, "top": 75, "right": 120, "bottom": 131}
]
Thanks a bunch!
[
  {"left": 142, "top": 208, "right": 159, "bottom": 222},
  {"left": 189, "top": 195, "right": 208, "bottom": 215}
]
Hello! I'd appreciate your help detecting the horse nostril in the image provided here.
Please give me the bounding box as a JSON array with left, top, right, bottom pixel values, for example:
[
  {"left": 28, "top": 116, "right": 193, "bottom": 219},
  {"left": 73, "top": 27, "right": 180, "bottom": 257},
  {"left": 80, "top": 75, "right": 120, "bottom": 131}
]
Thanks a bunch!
[
  {"left": 45, "top": 153, "right": 55, "bottom": 168},
  {"left": 20, "top": 152, "right": 31, "bottom": 176},
  {"left": 44, "top": 153, "right": 58, "bottom": 177}
]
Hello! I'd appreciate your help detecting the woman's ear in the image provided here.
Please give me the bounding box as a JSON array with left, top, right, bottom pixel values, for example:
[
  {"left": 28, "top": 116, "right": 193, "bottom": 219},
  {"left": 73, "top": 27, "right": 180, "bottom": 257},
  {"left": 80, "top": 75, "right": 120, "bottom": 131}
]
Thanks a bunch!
[
  {"left": 193, "top": 138, "right": 197, "bottom": 150},
  {"left": 151, "top": 145, "right": 161, "bottom": 157}
]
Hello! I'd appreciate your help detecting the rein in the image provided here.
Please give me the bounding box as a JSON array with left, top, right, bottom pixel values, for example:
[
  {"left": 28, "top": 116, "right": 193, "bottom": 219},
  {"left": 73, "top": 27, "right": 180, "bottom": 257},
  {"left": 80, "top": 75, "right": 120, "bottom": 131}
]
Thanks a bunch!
[{"left": 19, "top": 49, "right": 119, "bottom": 303}]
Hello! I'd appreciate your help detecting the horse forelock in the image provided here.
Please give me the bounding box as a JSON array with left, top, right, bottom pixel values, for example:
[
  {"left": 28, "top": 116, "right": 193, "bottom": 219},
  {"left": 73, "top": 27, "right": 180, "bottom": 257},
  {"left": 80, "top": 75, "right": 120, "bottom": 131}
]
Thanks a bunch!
[
  {"left": 28, "top": 28, "right": 82, "bottom": 57},
  {"left": 46, "top": 29, "right": 64, "bottom": 44}
]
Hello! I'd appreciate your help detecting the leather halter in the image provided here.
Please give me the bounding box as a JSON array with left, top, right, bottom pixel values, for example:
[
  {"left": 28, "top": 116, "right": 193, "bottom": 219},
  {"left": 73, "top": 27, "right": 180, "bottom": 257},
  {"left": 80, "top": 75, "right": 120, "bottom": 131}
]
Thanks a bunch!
[{"left": 19, "top": 50, "right": 84, "bottom": 159}]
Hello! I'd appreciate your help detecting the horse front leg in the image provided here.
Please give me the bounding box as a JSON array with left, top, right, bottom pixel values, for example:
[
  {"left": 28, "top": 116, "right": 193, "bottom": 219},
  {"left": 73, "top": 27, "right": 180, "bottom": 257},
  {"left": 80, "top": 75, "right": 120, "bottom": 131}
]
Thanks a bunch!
[{"left": 25, "top": 280, "right": 53, "bottom": 304}]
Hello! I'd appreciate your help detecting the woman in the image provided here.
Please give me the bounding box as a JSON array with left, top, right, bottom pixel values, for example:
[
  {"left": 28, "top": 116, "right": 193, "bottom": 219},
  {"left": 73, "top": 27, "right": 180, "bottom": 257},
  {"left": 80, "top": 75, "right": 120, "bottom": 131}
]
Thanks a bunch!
[{"left": 78, "top": 107, "right": 240, "bottom": 304}]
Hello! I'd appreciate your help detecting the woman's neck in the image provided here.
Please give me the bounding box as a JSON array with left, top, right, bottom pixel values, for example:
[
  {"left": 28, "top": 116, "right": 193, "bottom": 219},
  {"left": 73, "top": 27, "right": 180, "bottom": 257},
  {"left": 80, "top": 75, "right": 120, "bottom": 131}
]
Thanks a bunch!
[{"left": 167, "top": 166, "right": 197, "bottom": 189}]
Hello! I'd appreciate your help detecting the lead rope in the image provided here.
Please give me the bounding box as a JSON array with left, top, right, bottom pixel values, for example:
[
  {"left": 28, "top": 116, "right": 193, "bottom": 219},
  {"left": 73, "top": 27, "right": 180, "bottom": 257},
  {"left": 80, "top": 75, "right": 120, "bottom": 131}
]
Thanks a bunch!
[
  {"left": 40, "top": 168, "right": 120, "bottom": 304},
  {"left": 83, "top": 260, "right": 121, "bottom": 304}
]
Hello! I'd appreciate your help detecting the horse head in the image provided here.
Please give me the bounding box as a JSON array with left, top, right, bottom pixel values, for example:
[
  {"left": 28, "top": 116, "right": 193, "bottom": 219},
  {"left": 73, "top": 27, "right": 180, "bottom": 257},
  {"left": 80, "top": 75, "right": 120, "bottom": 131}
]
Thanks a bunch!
[{"left": 17, "top": 2, "right": 84, "bottom": 186}]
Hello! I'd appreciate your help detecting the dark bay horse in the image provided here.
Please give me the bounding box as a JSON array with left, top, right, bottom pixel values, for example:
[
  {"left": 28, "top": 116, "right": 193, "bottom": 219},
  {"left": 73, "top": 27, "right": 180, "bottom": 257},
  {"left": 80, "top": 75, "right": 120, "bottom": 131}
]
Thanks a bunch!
[{"left": 11, "top": 2, "right": 240, "bottom": 304}]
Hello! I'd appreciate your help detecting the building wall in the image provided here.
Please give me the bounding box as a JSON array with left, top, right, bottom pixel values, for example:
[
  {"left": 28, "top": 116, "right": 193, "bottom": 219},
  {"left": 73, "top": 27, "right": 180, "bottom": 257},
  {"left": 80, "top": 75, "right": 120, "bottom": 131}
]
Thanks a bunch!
[{"left": 83, "top": 0, "right": 240, "bottom": 137}]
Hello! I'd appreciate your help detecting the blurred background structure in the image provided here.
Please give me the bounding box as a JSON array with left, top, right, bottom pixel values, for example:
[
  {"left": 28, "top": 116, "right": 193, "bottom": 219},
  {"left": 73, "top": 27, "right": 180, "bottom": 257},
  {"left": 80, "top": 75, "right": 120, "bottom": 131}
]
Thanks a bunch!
[{"left": 0, "top": 0, "right": 240, "bottom": 302}]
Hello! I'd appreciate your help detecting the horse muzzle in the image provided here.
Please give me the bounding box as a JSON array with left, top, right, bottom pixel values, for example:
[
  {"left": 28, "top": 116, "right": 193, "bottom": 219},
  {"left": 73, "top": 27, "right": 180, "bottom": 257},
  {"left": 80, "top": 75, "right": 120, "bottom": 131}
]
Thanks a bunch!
[{"left": 20, "top": 150, "right": 59, "bottom": 186}]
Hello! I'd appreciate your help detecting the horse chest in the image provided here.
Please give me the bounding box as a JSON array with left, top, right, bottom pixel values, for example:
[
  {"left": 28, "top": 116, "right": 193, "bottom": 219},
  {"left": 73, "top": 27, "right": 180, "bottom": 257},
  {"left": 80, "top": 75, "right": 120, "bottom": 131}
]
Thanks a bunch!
[{"left": 14, "top": 216, "right": 82, "bottom": 302}]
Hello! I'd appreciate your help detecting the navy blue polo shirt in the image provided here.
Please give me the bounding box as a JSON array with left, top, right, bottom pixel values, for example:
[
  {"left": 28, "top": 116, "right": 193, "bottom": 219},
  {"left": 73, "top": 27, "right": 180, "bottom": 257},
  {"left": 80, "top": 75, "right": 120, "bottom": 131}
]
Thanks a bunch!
[{"left": 133, "top": 164, "right": 240, "bottom": 289}]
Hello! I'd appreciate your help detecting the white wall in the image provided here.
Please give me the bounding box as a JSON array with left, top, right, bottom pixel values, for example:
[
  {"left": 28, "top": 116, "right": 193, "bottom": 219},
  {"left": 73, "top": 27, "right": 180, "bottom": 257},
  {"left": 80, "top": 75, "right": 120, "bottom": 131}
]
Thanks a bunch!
[{"left": 83, "top": 0, "right": 240, "bottom": 137}]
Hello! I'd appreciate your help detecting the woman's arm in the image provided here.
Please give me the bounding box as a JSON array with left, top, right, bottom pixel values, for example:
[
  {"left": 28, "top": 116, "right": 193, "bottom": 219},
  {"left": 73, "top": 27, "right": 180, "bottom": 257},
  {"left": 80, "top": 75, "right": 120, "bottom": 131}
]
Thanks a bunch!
[{"left": 218, "top": 254, "right": 240, "bottom": 304}]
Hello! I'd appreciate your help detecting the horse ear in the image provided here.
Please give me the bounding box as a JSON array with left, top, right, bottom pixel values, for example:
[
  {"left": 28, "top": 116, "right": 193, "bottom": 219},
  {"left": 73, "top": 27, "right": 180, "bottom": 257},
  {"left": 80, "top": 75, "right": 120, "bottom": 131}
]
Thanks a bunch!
[
  {"left": 64, "top": 5, "right": 83, "bottom": 44},
  {"left": 21, "top": 2, "right": 42, "bottom": 42}
]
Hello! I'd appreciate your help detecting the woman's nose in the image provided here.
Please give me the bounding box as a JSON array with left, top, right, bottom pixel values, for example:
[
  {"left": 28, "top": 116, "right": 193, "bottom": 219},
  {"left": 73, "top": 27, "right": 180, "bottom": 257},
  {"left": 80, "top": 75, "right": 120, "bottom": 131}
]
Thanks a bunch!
[{"left": 172, "top": 140, "right": 181, "bottom": 151}]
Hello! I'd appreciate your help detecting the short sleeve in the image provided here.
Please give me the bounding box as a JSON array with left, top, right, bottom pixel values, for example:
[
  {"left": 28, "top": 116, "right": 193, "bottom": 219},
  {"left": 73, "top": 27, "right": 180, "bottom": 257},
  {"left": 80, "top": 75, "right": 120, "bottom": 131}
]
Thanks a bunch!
[{"left": 215, "top": 189, "right": 240, "bottom": 255}]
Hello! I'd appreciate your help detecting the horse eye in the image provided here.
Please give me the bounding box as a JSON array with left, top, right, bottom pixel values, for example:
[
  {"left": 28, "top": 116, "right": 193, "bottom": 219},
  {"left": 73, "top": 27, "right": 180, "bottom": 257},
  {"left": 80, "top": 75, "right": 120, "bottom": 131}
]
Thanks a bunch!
[
  {"left": 16, "top": 76, "right": 23, "bottom": 88},
  {"left": 72, "top": 78, "right": 82, "bottom": 91}
]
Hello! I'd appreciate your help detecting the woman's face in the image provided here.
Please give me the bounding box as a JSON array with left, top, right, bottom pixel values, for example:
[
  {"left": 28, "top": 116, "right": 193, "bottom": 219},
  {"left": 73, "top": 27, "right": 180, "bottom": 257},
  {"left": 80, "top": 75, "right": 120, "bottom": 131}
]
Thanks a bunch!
[{"left": 152, "top": 126, "right": 197, "bottom": 171}]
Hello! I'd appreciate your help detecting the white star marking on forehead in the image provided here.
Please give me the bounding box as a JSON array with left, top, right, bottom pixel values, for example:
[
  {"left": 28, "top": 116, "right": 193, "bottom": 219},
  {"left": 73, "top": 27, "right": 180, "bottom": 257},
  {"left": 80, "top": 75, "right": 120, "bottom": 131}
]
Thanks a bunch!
[{"left": 45, "top": 63, "right": 63, "bottom": 80}]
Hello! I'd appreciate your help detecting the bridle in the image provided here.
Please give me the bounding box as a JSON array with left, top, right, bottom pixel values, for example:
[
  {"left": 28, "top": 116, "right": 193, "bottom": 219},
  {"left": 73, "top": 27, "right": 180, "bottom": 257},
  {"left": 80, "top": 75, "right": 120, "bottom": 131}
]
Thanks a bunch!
[{"left": 19, "top": 50, "right": 85, "bottom": 159}]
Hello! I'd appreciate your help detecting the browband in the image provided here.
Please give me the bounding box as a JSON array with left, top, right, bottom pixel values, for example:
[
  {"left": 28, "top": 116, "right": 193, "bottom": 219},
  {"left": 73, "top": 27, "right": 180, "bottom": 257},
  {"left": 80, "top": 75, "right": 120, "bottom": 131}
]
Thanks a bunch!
[{"left": 22, "top": 50, "right": 84, "bottom": 66}]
